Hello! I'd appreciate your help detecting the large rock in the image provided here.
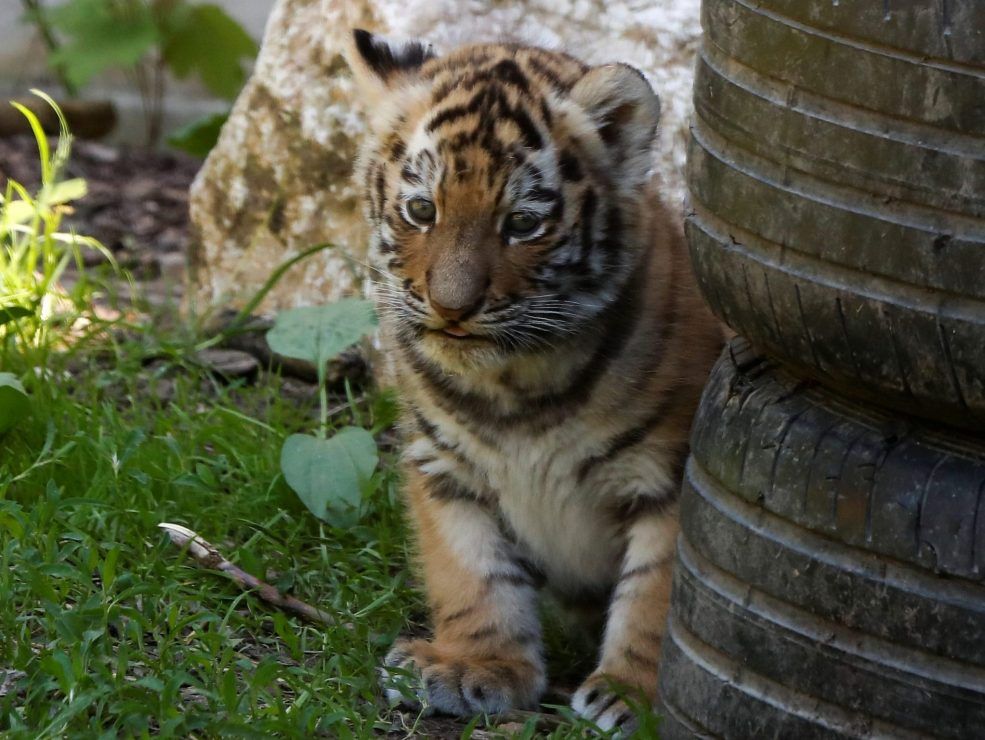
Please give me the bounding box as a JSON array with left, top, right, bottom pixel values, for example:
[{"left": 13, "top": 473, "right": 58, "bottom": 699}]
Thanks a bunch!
[{"left": 188, "top": 0, "right": 701, "bottom": 314}]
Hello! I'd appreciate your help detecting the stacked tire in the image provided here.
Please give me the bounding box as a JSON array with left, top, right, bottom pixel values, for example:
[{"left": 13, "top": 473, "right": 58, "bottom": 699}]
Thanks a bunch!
[{"left": 660, "top": 2, "right": 985, "bottom": 737}]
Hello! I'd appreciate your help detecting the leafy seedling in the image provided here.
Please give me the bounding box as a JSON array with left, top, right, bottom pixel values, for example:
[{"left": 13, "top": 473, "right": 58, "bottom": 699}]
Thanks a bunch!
[
  {"left": 0, "top": 373, "right": 31, "bottom": 434},
  {"left": 266, "top": 300, "right": 377, "bottom": 369},
  {"left": 281, "top": 427, "right": 378, "bottom": 527},
  {"left": 267, "top": 299, "right": 379, "bottom": 525}
]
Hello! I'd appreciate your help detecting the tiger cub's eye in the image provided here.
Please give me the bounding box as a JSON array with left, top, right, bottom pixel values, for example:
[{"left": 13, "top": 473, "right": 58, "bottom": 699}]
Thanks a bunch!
[
  {"left": 406, "top": 197, "right": 437, "bottom": 225},
  {"left": 504, "top": 211, "right": 542, "bottom": 238}
]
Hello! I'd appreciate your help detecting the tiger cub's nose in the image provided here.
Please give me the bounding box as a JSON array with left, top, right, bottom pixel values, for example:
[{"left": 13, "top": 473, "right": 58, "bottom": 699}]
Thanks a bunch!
[
  {"left": 427, "top": 271, "right": 487, "bottom": 323},
  {"left": 428, "top": 293, "right": 484, "bottom": 323}
]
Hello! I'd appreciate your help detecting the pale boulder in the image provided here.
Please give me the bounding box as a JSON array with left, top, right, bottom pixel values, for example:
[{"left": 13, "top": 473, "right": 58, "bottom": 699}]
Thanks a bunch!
[{"left": 188, "top": 0, "right": 700, "bottom": 314}]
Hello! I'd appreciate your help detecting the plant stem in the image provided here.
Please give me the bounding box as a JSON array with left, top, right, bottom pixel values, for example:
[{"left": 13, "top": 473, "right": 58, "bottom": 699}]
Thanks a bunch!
[
  {"left": 20, "top": 0, "right": 80, "bottom": 98},
  {"left": 317, "top": 359, "right": 328, "bottom": 439},
  {"left": 131, "top": 59, "right": 154, "bottom": 148},
  {"left": 195, "top": 242, "right": 336, "bottom": 352},
  {"left": 148, "top": 52, "right": 167, "bottom": 147}
]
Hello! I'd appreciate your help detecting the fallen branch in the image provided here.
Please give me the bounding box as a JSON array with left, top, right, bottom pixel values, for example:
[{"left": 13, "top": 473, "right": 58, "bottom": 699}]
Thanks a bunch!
[{"left": 158, "top": 522, "right": 337, "bottom": 627}]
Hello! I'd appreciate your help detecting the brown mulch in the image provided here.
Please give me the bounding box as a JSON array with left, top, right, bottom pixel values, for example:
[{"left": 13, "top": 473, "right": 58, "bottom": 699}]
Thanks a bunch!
[{"left": 0, "top": 135, "right": 200, "bottom": 277}]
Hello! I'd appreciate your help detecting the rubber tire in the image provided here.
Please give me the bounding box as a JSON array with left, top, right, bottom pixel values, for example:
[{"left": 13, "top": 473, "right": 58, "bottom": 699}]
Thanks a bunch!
[
  {"left": 687, "top": 0, "right": 985, "bottom": 429},
  {"left": 659, "top": 340, "right": 985, "bottom": 739}
]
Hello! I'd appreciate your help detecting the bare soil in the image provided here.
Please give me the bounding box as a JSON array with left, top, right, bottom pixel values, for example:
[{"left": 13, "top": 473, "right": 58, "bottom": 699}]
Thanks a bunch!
[{"left": 0, "top": 135, "right": 199, "bottom": 280}]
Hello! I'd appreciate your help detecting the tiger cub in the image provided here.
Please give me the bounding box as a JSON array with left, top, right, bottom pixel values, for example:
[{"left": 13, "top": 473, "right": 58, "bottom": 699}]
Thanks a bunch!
[{"left": 346, "top": 30, "right": 722, "bottom": 731}]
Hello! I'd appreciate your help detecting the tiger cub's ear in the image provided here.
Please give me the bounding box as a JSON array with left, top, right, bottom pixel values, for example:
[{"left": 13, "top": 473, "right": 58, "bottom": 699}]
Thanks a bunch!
[
  {"left": 347, "top": 29, "right": 437, "bottom": 93},
  {"left": 570, "top": 64, "right": 661, "bottom": 187}
]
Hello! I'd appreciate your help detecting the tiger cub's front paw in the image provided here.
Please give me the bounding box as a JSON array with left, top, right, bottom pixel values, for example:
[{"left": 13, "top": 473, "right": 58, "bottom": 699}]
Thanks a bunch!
[
  {"left": 381, "top": 637, "right": 545, "bottom": 716},
  {"left": 572, "top": 672, "right": 650, "bottom": 735}
]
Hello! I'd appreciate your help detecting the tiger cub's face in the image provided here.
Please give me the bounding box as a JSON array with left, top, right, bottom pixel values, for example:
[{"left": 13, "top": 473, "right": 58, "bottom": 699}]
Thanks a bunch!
[{"left": 347, "top": 31, "right": 662, "bottom": 370}]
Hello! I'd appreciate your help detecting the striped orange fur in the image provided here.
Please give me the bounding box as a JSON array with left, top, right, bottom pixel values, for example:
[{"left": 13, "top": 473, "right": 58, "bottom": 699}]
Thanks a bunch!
[{"left": 346, "top": 30, "right": 723, "bottom": 732}]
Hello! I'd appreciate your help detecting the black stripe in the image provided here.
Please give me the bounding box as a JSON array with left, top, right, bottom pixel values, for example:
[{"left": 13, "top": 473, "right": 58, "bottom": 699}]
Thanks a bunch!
[
  {"left": 365, "top": 161, "right": 380, "bottom": 219},
  {"left": 440, "top": 130, "right": 479, "bottom": 154},
  {"left": 524, "top": 187, "right": 559, "bottom": 203},
  {"left": 387, "top": 136, "right": 406, "bottom": 162},
  {"left": 428, "top": 474, "right": 483, "bottom": 503},
  {"left": 624, "top": 646, "right": 660, "bottom": 671},
  {"left": 576, "top": 400, "right": 673, "bottom": 483},
  {"left": 608, "top": 489, "right": 680, "bottom": 524},
  {"left": 374, "top": 168, "right": 387, "bottom": 220},
  {"left": 426, "top": 90, "right": 486, "bottom": 132},
  {"left": 524, "top": 55, "right": 572, "bottom": 92},
  {"left": 466, "top": 625, "right": 500, "bottom": 641},
  {"left": 619, "top": 561, "right": 661, "bottom": 581},
  {"left": 352, "top": 29, "right": 433, "bottom": 80},
  {"left": 515, "top": 555, "right": 547, "bottom": 588},
  {"left": 593, "top": 692, "right": 620, "bottom": 716},
  {"left": 440, "top": 605, "right": 476, "bottom": 625},
  {"left": 400, "top": 164, "right": 423, "bottom": 185},
  {"left": 598, "top": 205, "right": 624, "bottom": 259},
  {"left": 559, "top": 150, "right": 583, "bottom": 181},
  {"left": 503, "top": 105, "right": 543, "bottom": 150},
  {"left": 413, "top": 409, "right": 452, "bottom": 450},
  {"left": 485, "top": 571, "right": 535, "bottom": 587},
  {"left": 489, "top": 59, "right": 530, "bottom": 92},
  {"left": 578, "top": 189, "right": 597, "bottom": 266}
]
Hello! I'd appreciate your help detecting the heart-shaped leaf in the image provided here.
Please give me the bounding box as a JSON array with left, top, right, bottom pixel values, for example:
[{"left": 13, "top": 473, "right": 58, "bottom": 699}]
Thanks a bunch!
[
  {"left": 0, "top": 373, "right": 30, "bottom": 434},
  {"left": 280, "top": 427, "right": 378, "bottom": 526},
  {"left": 266, "top": 299, "right": 377, "bottom": 368}
]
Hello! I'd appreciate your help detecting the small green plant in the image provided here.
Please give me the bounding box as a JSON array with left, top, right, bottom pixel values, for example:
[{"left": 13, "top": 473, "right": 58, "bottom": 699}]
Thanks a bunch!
[
  {"left": 22, "top": 0, "right": 257, "bottom": 148},
  {"left": 266, "top": 299, "right": 381, "bottom": 526},
  {"left": 0, "top": 91, "right": 113, "bottom": 367},
  {"left": 0, "top": 373, "right": 30, "bottom": 434}
]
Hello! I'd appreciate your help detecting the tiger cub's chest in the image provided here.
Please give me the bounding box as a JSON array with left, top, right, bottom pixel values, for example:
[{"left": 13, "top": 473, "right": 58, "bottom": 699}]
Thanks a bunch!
[{"left": 433, "top": 419, "right": 627, "bottom": 593}]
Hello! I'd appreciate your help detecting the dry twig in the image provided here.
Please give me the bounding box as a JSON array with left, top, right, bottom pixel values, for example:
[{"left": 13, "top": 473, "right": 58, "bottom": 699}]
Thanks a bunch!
[{"left": 158, "top": 522, "right": 337, "bottom": 627}]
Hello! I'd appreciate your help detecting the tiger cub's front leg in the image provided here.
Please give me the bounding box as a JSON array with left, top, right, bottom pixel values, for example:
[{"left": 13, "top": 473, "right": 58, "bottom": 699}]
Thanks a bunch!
[
  {"left": 383, "top": 468, "right": 546, "bottom": 715},
  {"left": 573, "top": 506, "right": 679, "bottom": 732}
]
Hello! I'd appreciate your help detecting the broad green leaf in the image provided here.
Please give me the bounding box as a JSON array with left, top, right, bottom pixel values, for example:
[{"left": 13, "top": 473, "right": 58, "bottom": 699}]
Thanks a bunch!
[
  {"left": 167, "top": 112, "right": 228, "bottom": 158},
  {"left": 0, "top": 305, "right": 34, "bottom": 327},
  {"left": 0, "top": 373, "right": 30, "bottom": 435},
  {"left": 266, "top": 299, "right": 377, "bottom": 368},
  {"left": 280, "top": 428, "right": 378, "bottom": 526},
  {"left": 48, "top": 0, "right": 159, "bottom": 88},
  {"left": 2, "top": 200, "right": 35, "bottom": 226},
  {"left": 161, "top": 4, "right": 258, "bottom": 99},
  {"left": 44, "top": 178, "right": 88, "bottom": 207}
]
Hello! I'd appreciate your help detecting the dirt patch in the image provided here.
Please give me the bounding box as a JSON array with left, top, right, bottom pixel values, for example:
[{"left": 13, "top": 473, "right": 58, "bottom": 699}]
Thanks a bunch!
[{"left": 0, "top": 135, "right": 200, "bottom": 278}]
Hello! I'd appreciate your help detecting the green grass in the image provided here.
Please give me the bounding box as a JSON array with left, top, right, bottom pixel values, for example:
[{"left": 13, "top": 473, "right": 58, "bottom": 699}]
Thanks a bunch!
[
  {"left": 0, "top": 333, "right": 420, "bottom": 737},
  {"left": 0, "top": 322, "right": 663, "bottom": 738}
]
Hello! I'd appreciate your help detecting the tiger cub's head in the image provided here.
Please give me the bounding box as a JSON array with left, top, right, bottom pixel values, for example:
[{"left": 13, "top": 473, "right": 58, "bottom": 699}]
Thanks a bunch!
[{"left": 347, "top": 30, "right": 662, "bottom": 370}]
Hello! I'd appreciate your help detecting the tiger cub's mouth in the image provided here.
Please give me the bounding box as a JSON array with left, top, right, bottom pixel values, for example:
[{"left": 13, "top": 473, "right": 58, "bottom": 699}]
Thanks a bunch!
[
  {"left": 441, "top": 325, "right": 471, "bottom": 339},
  {"left": 429, "top": 325, "right": 491, "bottom": 342}
]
